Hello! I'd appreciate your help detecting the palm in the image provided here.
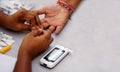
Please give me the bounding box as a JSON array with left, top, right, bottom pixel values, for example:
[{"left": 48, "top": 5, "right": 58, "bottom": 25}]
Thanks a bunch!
[{"left": 37, "top": 5, "right": 71, "bottom": 34}]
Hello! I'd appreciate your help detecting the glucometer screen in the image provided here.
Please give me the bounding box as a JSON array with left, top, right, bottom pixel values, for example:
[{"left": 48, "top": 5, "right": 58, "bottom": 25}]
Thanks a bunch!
[{"left": 44, "top": 48, "right": 65, "bottom": 62}]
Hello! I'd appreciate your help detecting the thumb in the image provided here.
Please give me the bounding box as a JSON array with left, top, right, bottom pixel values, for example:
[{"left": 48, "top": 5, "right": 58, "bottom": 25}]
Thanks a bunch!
[
  {"left": 31, "top": 29, "right": 43, "bottom": 37},
  {"left": 42, "top": 26, "right": 55, "bottom": 39},
  {"left": 19, "top": 24, "right": 31, "bottom": 31},
  {"left": 12, "top": 8, "right": 27, "bottom": 22}
]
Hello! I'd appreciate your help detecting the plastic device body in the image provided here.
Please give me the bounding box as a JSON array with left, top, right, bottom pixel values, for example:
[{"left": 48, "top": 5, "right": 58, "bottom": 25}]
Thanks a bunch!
[
  {"left": 0, "top": 32, "right": 14, "bottom": 54},
  {"left": 40, "top": 45, "right": 70, "bottom": 69},
  {"left": 0, "top": 45, "right": 12, "bottom": 54}
]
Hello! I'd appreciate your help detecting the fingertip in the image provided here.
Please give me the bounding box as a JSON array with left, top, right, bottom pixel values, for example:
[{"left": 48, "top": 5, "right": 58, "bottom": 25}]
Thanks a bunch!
[
  {"left": 31, "top": 26, "right": 36, "bottom": 30},
  {"left": 31, "top": 28, "right": 43, "bottom": 36},
  {"left": 45, "top": 26, "right": 55, "bottom": 35},
  {"left": 43, "top": 29, "right": 52, "bottom": 39},
  {"left": 38, "top": 28, "right": 43, "bottom": 32},
  {"left": 55, "top": 31, "right": 59, "bottom": 35},
  {"left": 41, "top": 19, "right": 44, "bottom": 23},
  {"left": 42, "top": 23, "right": 50, "bottom": 29},
  {"left": 41, "top": 19, "right": 47, "bottom": 24},
  {"left": 35, "top": 15, "right": 41, "bottom": 26},
  {"left": 48, "top": 26, "right": 55, "bottom": 33},
  {"left": 22, "top": 24, "right": 31, "bottom": 31},
  {"left": 55, "top": 26, "right": 62, "bottom": 35},
  {"left": 49, "top": 37, "right": 54, "bottom": 44},
  {"left": 31, "top": 25, "right": 38, "bottom": 30}
]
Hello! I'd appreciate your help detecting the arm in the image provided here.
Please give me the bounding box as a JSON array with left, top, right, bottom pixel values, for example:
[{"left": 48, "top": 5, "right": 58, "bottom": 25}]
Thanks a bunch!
[
  {"left": 62, "top": 0, "right": 81, "bottom": 9},
  {"left": 36, "top": 0, "right": 81, "bottom": 34},
  {"left": 14, "top": 26, "right": 55, "bottom": 72},
  {"left": 0, "top": 11, "right": 9, "bottom": 26},
  {"left": 13, "top": 52, "right": 32, "bottom": 72}
]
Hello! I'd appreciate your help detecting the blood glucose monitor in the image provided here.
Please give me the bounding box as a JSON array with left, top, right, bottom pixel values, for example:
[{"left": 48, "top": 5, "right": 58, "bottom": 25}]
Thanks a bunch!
[{"left": 40, "top": 45, "right": 72, "bottom": 69}]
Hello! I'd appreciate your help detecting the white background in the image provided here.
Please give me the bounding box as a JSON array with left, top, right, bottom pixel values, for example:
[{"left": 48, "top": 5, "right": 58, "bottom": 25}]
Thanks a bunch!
[{"left": 0, "top": 0, "right": 120, "bottom": 72}]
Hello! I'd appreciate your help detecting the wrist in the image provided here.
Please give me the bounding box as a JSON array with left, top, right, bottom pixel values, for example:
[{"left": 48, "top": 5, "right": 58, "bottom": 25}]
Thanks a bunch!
[
  {"left": 14, "top": 49, "right": 32, "bottom": 72},
  {"left": 56, "top": 4, "right": 72, "bottom": 18},
  {"left": 18, "top": 49, "right": 32, "bottom": 61},
  {"left": 0, "top": 12, "right": 9, "bottom": 27},
  {"left": 60, "top": 0, "right": 80, "bottom": 8},
  {"left": 57, "top": 0, "right": 75, "bottom": 12}
]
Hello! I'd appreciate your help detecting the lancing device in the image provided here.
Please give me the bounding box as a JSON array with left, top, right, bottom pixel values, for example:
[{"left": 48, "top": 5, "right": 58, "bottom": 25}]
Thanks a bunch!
[
  {"left": 0, "top": 40, "right": 12, "bottom": 54},
  {"left": 40, "top": 45, "right": 72, "bottom": 69}
]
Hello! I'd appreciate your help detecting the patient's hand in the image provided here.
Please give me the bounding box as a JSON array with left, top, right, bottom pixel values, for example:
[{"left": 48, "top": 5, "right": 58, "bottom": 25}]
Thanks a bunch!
[
  {"left": 36, "top": 4, "right": 71, "bottom": 34},
  {"left": 3, "top": 8, "right": 41, "bottom": 31}
]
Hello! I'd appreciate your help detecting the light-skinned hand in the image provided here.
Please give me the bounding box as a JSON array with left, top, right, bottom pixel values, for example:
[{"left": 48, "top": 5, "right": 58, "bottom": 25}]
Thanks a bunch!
[{"left": 36, "top": 4, "right": 72, "bottom": 34}]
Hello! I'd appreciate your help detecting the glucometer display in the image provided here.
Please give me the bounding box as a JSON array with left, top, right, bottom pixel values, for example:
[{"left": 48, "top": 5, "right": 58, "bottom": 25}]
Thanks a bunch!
[{"left": 44, "top": 48, "right": 65, "bottom": 62}]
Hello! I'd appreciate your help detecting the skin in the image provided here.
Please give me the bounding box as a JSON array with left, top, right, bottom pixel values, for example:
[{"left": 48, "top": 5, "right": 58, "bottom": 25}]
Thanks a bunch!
[
  {"left": 0, "top": 8, "right": 40, "bottom": 31},
  {"left": 14, "top": 27, "right": 55, "bottom": 72},
  {"left": 0, "top": 0, "right": 81, "bottom": 72},
  {"left": 0, "top": 6, "right": 54, "bottom": 72},
  {"left": 0, "top": 8, "right": 55, "bottom": 72},
  {"left": 36, "top": 0, "right": 81, "bottom": 34}
]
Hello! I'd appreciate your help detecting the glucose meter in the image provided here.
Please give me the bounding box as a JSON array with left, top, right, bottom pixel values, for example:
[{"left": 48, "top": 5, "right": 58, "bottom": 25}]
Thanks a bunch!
[{"left": 40, "top": 45, "right": 72, "bottom": 69}]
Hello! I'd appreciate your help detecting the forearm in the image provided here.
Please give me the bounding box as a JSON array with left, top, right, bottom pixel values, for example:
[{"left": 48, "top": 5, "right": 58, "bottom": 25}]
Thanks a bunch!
[
  {"left": 0, "top": 11, "right": 9, "bottom": 26},
  {"left": 13, "top": 52, "right": 32, "bottom": 72},
  {"left": 62, "top": 0, "right": 81, "bottom": 9}
]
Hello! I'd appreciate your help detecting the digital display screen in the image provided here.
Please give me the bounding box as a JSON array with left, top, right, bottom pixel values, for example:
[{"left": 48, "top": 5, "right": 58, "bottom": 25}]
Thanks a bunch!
[{"left": 44, "top": 48, "right": 65, "bottom": 62}]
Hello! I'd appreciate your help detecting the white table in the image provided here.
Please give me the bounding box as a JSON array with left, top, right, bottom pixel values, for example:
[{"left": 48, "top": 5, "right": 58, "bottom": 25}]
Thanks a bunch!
[{"left": 0, "top": 0, "right": 120, "bottom": 72}]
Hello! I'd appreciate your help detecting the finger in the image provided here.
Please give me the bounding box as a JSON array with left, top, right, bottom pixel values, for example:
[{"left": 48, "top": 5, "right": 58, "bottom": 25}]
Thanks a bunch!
[
  {"left": 25, "top": 10, "right": 40, "bottom": 26},
  {"left": 30, "top": 17, "right": 36, "bottom": 28},
  {"left": 22, "top": 9, "right": 37, "bottom": 21},
  {"left": 55, "top": 26, "right": 63, "bottom": 35},
  {"left": 42, "top": 23, "right": 50, "bottom": 29},
  {"left": 13, "top": 8, "right": 28, "bottom": 22},
  {"left": 31, "top": 26, "right": 36, "bottom": 30},
  {"left": 35, "top": 15, "right": 41, "bottom": 26},
  {"left": 39, "top": 19, "right": 45, "bottom": 29},
  {"left": 28, "top": 10, "right": 38, "bottom": 17},
  {"left": 36, "top": 7, "right": 47, "bottom": 14},
  {"left": 13, "top": 8, "right": 27, "bottom": 16},
  {"left": 23, "top": 14, "right": 34, "bottom": 23},
  {"left": 31, "top": 25, "right": 39, "bottom": 30},
  {"left": 49, "top": 37, "right": 54, "bottom": 44},
  {"left": 48, "top": 26, "right": 55, "bottom": 33},
  {"left": 42, "top": 26, "right": 55, "bottom": 39},
  {"left": 31, "top": 29, "right": 43, "bottom": 37},
  {"left": 19, "top": 24, "right": 31, "bottom": 31},
  {"left": 39, "top": 25, "right": 44, "bottom": 29},
  {"left": 41, "top": 19, "right": 46, "bottom": 23},
  {"left": 29, "top": 16, "right": 39, "bottom": 28},
  {"left": 22, "top": 15, "right": 35, "bottom": 26},
  {"left": 28, "top": 10, "right": 41, "bottom": 26},
  {"left": 41, "top": 19, "right": 51, "bottom": 29},
  {"left": 41, "top": 18, "right": 50, "bottom": 24}
]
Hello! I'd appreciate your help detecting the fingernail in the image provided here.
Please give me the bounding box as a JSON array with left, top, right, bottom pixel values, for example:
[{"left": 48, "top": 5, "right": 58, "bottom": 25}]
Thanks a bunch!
[{"left": 38, "top": 28, "right": 42, "bottom": 31}]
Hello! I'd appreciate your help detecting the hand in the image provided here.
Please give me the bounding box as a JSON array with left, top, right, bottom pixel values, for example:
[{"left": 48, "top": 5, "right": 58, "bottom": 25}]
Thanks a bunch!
[
  {"left": 3, "top": 8, "right": 41, "bottom": 31},
  {"left": 36, "top": 4, "right": 72, "bottom": 34},
  {"left": 18, "top": 26, "right": 55, "bottom": 60}
]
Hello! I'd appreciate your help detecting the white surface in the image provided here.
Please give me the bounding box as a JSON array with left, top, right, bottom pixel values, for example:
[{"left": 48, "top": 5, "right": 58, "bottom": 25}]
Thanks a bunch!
[
  {"left": 0, "top": 54, "right": 16, "bottom": 72},
  {"left": 0, "top": 0, "right": 120, "bottom": 72}
]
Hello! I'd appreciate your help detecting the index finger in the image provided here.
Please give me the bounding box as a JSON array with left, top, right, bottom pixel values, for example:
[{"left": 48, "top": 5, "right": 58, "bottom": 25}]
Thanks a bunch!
[
  {"left": 43, "top": 26, "right": 55, "bottom": 38},
  {"left": 28, "top": 10, "right": 41, "bottom": 25},
  {"left": 35, "top": 14, "right": 41, "bottom": 26}
]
